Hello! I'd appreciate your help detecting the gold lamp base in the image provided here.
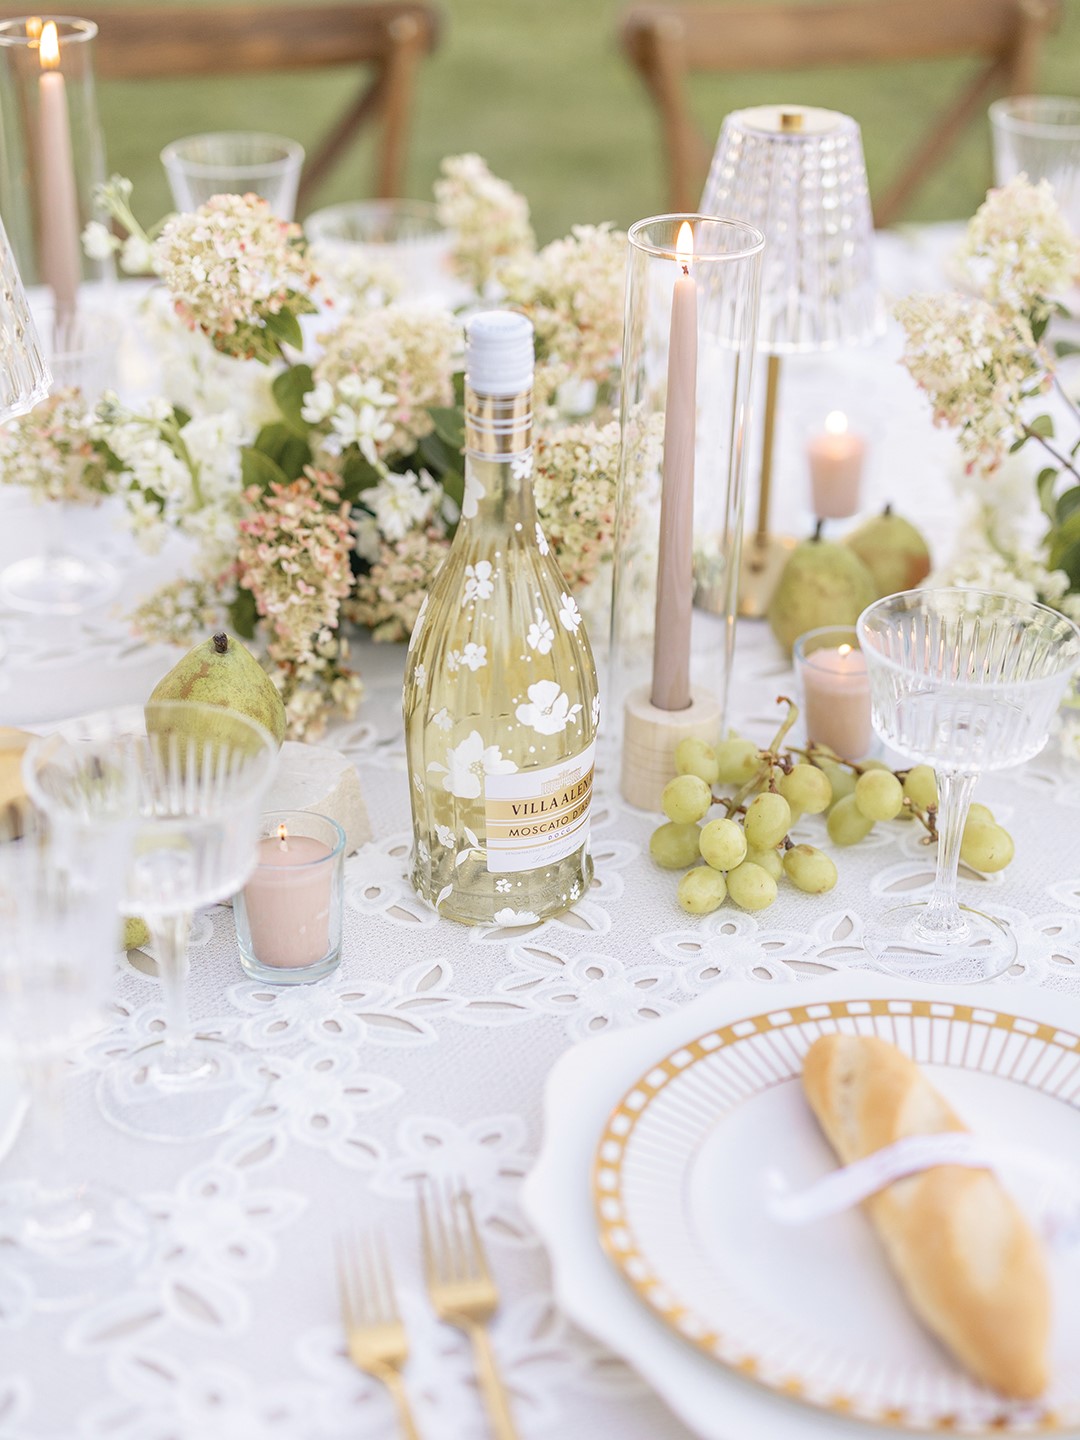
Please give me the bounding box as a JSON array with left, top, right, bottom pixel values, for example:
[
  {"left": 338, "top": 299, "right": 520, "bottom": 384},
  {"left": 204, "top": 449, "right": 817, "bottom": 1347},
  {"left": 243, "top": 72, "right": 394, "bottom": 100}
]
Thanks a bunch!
[{"left": 737, "top": 532, "right": 797, "bottom": 618}]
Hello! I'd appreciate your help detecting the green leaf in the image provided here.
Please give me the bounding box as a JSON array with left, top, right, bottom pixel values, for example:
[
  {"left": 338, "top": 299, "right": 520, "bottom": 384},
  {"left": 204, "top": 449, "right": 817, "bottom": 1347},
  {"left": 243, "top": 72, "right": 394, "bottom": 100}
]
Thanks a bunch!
[
  {"left": 428, "top": 405, "right": 465, "bottom": 451},
  {"left": 263, "top": 307, "right": 304, "bottom": 353},
  {"left": 418, "top": 431, "right": 460, "bottom": 478},
  {"left": 452, "top": 369, "right": 465, "bottom": 407},
  {"left": 1057, "top": 486, "right": 1080, "bottom": 525},
  {"left": 252, "top": 421, "right": 312, "bottom": 481},
  {"left": 1037, "top": 466, "right": 1059, "bottom": 521},
  {"left": 1054, "top": 340, "right": 1080, "bottom": 359},
  {"left": 1032, "top": 313, "right": 1049, "bottom": 343},
  {"left": 271, "top": 363, "right": 314, "bottom": 435},
  {"left": 1009, "top": 434, "right": 1028, "bottom": 453},
  {"left": 241, "top": 446, "right": 289, "bottom": 492},
  {"left": 440, "top": 468, "right": 464, "bottom": 511},
  {"left": 228, "top": 586, "right": 259, "bottom": 640},
  {"left": 1029, "top": 414, "right": 1056, "bottom": 439},
  {"left": 1048, "top": 507, "right": 1080, "bottom": 579}
]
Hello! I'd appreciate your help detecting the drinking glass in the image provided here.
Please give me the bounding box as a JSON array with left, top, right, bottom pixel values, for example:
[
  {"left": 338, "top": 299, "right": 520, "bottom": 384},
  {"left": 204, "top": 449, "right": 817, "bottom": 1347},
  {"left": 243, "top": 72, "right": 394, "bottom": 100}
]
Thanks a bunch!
[
  {"left": 305, "top": 199, "right": 464, "bottom": 304},
  {"left": 857, "top": 588, "right": 1080, "bottom": 983},
  {"left": 0, "top": 210, "right": 50, "bottom": 423},
  {"left": 25, "top": 702, "right": 279, "bottom": 1140},
  {"left": 990, "top": 96, "right": 1080, "bottom": 232},
  {"left": 0, "top": 821, "right": 149, "bottom": 1306},
  {"left": 0, "top": 305, "right": 123, "bottom": 615},
  {"left": 161, "top": 132, "right": 304, "bottom": 219}
]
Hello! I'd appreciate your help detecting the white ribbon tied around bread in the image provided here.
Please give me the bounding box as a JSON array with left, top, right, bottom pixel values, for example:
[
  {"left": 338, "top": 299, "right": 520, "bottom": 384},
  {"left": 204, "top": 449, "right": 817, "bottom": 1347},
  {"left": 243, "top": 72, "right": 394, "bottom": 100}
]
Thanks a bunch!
[{"left": 766, "top": 1133, "right": 1080, "bottom": 1247}]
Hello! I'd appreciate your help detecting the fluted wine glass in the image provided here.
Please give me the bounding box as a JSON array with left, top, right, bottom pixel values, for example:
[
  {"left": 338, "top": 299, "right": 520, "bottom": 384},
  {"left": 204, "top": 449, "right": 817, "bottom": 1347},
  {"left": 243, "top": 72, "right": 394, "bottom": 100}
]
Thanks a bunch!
[
  {"left": 25, "top": 703, "right": 278, "bottom": 1140},
  {"left": 0, "top": 818, "right": 149, "bottom": 1306},
  {"left": 857, "top": 588, "right": 1080, "bottom": 983}
]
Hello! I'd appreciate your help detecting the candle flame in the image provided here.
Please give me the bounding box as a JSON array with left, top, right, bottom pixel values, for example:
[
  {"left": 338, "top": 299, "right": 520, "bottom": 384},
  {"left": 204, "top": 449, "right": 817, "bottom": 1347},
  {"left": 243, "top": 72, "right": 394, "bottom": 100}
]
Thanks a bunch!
[
  {"left": 277, "top": 823, "right": 288, "bottom": 843},
  {"left": 39, "top": 19, "right": 59, "bottom": 69},
  {"left": 676, "top": 220, "right": 693, "bottom": 274},
  {"left": 824, "top": 410, "right": 848, "bottom": 436},
  {"left": 25, "top": 16, "right": 42, "bottom": 41},
  {"left": 838, "top": 643, "right": 852, "bottom": 658}
]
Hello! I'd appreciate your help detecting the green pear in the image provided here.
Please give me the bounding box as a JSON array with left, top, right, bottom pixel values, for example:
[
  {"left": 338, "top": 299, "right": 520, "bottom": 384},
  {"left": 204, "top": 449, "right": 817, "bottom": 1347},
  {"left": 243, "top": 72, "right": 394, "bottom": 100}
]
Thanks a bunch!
[
  {"left": 844, "top": 505, "right": 931, "bottom": 599},
  {"left": 149, "top": 632, "right": 286, "bottom": 747},
  {"left": 768, "top": 533, "right": 876, "bottom": 654}
]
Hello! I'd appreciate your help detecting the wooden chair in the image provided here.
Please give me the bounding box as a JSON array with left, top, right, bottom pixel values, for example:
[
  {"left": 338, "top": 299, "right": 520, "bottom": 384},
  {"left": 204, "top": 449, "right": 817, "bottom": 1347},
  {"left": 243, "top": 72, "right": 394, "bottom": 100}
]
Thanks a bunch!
[
  {"left": 619, "top": 0, "right": 1061, "bottom": 225},
  {"left": 40, "top": 3, "right": 442, "bottom": 211}
]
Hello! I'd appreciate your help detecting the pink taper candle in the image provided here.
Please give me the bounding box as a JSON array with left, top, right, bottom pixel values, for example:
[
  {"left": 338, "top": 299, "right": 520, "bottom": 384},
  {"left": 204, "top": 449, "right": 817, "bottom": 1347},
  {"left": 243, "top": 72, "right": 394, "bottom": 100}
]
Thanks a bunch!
[
  {"left": 37, "top": 22, "right": 81, "bottom": 324},
  {"left": 651, "top": 221, "right": 697, "bottom": 712}
]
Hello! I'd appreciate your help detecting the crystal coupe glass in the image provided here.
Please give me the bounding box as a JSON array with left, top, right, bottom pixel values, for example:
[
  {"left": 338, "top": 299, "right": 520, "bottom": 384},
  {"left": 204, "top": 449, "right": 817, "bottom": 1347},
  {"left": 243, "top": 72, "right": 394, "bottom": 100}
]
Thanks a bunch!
[
  {"left": 858, "top": 589, "right": 1080, "bottom": 983},
  {"left": 25, "top": 702, "right": 278, "bottom": 1140}
]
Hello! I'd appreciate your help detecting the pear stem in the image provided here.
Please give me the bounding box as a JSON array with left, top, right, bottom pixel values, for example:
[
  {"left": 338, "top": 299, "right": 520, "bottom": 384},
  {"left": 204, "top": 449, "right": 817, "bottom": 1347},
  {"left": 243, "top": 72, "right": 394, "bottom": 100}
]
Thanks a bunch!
[{"left": 212, "top": 632, "right": 229, "bottom": 654}]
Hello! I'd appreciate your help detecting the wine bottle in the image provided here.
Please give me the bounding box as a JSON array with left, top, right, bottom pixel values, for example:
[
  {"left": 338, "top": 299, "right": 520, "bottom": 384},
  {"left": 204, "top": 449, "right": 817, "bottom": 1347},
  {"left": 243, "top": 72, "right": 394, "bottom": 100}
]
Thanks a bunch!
[{"left": 403, "top": 311, "right": 600, "bottom": 926}]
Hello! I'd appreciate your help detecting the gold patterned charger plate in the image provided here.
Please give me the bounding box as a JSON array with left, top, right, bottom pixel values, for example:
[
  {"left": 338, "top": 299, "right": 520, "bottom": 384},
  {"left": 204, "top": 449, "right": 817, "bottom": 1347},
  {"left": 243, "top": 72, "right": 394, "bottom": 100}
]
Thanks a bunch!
[{"left": 593, "top": 998, "right": 1080, "bottom": 1434}]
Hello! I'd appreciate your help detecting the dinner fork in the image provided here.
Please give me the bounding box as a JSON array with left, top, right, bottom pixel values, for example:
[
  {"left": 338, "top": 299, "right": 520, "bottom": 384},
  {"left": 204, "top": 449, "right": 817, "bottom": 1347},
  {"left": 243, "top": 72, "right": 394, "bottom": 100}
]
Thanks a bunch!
[
  {"left": 417, "top": 1179, "right": 518, "bottom": 1439},
  {"left": 337, "top": 1233, "right": 421, "bottom": 1439}
]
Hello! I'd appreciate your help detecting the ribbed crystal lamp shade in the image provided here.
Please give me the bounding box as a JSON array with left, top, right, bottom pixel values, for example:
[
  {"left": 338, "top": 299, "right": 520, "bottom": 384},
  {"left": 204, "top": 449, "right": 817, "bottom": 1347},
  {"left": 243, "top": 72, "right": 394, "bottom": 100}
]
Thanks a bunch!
[
  {"left": 700, "top": 104, "right": 881, "bottom": 354},
  {"left": 0, "top": 210, "right": 50, "bottom": 423}
]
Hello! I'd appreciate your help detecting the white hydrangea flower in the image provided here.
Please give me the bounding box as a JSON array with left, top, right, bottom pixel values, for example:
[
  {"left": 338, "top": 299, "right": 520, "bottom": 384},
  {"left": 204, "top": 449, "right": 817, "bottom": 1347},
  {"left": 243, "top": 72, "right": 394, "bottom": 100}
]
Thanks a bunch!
[
  {"left": 367, "top": 469, "right": 438, "bottom": 542},
  {"left": 82, "top": 220, "right": 118, "bottom": 262},
  {"left": 301, "top": 379, "right": 337, "bottom": 425}
]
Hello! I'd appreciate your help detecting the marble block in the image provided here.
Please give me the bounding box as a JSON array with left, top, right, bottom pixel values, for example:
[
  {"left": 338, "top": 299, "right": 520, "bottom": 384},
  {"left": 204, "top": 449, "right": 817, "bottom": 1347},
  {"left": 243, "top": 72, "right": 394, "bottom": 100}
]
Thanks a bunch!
[{"left": 266, "top": 741, "right": 371, "bottom": 855}]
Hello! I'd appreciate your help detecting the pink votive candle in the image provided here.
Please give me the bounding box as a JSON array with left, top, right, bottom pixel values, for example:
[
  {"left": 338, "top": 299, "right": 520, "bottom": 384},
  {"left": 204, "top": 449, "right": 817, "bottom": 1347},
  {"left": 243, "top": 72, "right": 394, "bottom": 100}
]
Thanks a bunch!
[
  {"left": 807, "top": 412, "right": 866, "bottom": 520},
  {"left": 793, "top": 627, "right": 872, "bottom": 759},
  {"left": 235, "top": 811, "right": 345, "bottom": 982}
]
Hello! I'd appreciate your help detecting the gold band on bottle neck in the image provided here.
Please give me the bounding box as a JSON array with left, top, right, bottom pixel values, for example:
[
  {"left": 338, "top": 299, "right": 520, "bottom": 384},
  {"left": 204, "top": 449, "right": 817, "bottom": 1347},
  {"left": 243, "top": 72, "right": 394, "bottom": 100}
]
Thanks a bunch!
[{"left": 464, "top": 385, "right": 532, "bottom": 458}]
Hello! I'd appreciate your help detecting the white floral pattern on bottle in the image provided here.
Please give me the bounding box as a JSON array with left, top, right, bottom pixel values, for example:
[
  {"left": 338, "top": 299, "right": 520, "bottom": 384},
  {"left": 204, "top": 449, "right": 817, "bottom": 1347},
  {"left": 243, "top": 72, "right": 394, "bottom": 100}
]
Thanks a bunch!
[
  {"left": 459, "top": 643, "right": 487, "bottom": 671},
  {"left": 462, "top": 560, "right": 494, "bottom": 605},
  {"left": 461, "top": 469, "right": 485, "bottom": 520},
  {"left": 511, "top": 451, "right": 534, "bottom": 480},
  {"left": 493, "top": 907, "right": 542, "bottom": 927},
  {"left": 558, "top": 592, "right": 582, "bottom": 631},
  {"left": 435, "top": 823, "right": 456, "bottom": 848},
  {"left": 429, "top": 730, "right": 518, "bottom": 799},
  {"left": 526, "top": 611, "right": 555, "bottom": 654},
  {"left": 432, "top": 707, "right": 453, "bottom": 732},
  {"left": 591, "top": 694, "right": 601, "bottom": 726},
  {"left": 515, "top": 680, "right": 583, "bottom": 736},
  {"left": 535, "top": 522, "right": 549, "bottom": 555},
  {"left": 413, "top": 663, "right": 426, "bottom": 689}
]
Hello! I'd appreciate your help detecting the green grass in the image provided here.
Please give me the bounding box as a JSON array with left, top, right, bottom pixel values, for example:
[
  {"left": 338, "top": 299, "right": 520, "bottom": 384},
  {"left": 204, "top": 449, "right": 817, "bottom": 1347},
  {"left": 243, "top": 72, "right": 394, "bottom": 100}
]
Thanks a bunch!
[{"left": 97, "top": 0, "right": 1080, "bottom": 241}]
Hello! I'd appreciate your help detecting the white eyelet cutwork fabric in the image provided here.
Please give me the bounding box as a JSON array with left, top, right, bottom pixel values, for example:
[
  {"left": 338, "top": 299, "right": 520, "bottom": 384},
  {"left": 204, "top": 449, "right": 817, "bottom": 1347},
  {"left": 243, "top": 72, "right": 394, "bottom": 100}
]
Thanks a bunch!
[{"left": 5, "top": 233, "right": 1080, "bottom": 1438}]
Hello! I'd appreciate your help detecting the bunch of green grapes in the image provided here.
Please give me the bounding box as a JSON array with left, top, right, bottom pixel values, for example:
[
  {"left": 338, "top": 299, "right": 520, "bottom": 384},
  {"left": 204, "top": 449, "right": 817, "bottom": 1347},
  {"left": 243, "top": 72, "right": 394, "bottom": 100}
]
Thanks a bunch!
[{"left": 649, "top": 726, "right": 1016, "bottom": 917}]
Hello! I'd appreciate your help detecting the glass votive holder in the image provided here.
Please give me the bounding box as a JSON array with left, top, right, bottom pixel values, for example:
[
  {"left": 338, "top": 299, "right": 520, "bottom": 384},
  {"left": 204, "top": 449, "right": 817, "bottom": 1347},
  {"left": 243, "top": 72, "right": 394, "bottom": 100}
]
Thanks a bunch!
[
  {"left": 793, "top": 626, "right": 872, "bottom": 760},
  {"left": 161, "top": 132, "right": 304, "bottom": 219},
  {"left": 234, "top": 810, "right": 344, "bottom": 985},
  {"left": 305, "top": 199, "right": 464, "bottom": 305}
]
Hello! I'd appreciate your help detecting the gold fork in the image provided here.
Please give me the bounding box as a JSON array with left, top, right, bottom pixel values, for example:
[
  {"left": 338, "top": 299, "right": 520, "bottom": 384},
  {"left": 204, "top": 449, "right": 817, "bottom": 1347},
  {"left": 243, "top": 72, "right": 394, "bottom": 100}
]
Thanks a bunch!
[
  {"left": 337, "top": 1233, "right": 422, "bottom": 1440},
  {"left": 418, "top": 1179, "right": 518, "bottom": 1439}
]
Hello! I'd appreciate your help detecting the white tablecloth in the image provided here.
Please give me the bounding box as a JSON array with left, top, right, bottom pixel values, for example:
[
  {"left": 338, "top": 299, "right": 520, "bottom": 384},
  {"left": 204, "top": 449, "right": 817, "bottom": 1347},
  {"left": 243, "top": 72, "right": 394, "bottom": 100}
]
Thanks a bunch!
[{"left": 3, "top": 229, "right": 1080, "bottom": 1440}]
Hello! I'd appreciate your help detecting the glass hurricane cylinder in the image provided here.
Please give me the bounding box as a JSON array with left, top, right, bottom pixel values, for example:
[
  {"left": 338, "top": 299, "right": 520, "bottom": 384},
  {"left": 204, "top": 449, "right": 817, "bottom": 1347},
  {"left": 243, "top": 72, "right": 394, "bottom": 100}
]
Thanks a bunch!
[
  {"left": 610, "top": 215, "right": 763, "bottom": 809},
  {"left": 0, "top": 17, "right": 110, "bottom": 313},
  {"left": 990, "top": 96, "right": 1080, "bottom": 233}
]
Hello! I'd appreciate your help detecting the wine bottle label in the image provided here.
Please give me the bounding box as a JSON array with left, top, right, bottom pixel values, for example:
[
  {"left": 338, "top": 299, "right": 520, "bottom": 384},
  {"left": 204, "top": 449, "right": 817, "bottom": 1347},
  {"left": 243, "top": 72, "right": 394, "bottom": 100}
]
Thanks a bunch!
[{"left": 483, "top": 741, "right": 596, "bottom": 874}]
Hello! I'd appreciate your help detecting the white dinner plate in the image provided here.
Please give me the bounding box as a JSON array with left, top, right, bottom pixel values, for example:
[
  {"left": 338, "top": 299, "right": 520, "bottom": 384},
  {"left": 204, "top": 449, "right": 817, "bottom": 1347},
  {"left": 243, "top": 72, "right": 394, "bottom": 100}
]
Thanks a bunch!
[
  {"left": 593, "top": 996, "right": 1080, "bottom": 1433},
  {"left": 522, "top": 976, "right": 1080, "bottom": 1440}
]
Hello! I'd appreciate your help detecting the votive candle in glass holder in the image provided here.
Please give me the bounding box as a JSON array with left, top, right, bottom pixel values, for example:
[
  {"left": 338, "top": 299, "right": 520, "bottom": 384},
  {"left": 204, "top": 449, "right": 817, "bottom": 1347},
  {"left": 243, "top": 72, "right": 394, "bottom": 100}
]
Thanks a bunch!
[
  {"left": 793, "top": 625, "right": 872, "bottom": 759},
  {"left": 234, "top": 810, "right": 345, "bottom": 984},
  {"left": 807, "top": 411, "right": 866, "bottom": 520}
]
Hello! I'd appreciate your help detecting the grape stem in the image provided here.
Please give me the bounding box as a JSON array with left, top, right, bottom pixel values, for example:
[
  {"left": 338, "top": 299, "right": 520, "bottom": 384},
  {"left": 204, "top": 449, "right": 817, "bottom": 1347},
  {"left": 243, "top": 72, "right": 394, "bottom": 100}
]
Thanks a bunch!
[{"left": 716, "top": 697, "right": 799, "bottom": 817}]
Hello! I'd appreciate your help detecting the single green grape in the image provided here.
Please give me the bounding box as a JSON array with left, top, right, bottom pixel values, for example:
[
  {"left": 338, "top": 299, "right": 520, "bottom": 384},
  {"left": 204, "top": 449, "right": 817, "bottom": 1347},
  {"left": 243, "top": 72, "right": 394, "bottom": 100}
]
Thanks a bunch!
[
  {"left": 727, "top": 861, "right": 778, "bottom": 911},
  {"left": 960, "top": 821, "right": 1014, "bottom": 873},
  {"left": 903, "top": 764, "right": 938, "bottom": 810},
  {"left": 746, "top": 846, "right": 783, "bottom": 881},
  {"left": 661, "top": 773, "right": 712, "bottom": 825},
  {"left": 860, "top": 759, "right": 893, "bottom": 773},
  {"left": 743, "top": 792, "right": 792, "bottom": 849},
  {"left": 677, "top": 865, "right": 727, "bottom": 914},
  {"left": 714, "top": 737, "right": 762, "bottom": 785},
  {"left": 826, "top": 793, "right": 876, "bottom": 846},
  {"left": 650, "top": 822, "right": 702, "bottom": 869},
  {"left": 854, "top": 769, "right": 904, "bottom": 822},
  {"left": 816, "top": 759, "right": 857, "bottom": 807},
  {"left": 783, "top": 844, "right": 838, "bottom": 894},
  {"left": 699, "top": 817, "right": 747, "bottom": 872},
  {"left": 967, "top": 802, "right": 995, "bottom": 826},
  {"left": 779, "top": 763, "right": 832, "bottom": 815},
  {"left": 675, "top": 738, "right": 720, "bottom": 786}
]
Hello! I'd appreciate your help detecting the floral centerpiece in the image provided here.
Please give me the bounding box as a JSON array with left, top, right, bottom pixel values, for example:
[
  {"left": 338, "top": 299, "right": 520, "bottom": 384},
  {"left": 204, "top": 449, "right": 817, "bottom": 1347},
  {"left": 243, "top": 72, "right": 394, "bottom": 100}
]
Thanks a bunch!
[
  {"left": 1, "top": 160, "right": 626, "bottom": 739},
  {"left": 895, "top": 175, "right": 1080, "bottom": 755}
]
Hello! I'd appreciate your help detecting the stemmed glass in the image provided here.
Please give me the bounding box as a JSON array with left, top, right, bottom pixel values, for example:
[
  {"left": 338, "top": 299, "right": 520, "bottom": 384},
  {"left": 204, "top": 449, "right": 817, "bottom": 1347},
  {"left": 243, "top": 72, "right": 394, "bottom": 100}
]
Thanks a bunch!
[
  {"left": 0, "top": 817, "right": 149, "bottom": 1306},
  {"left": 858, "top": 588, "right": 1080, "bottom": 983},
  {"left": 25, "top": 702, "right": 279, "bottom": 1141}
]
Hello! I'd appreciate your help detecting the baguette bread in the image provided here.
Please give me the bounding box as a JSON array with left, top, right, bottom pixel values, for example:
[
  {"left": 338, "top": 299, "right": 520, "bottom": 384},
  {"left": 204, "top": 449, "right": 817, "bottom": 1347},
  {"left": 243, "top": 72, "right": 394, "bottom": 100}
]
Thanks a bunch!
[{"left": 801, "top": 1033, "right": 1050, "bottom": 1399}]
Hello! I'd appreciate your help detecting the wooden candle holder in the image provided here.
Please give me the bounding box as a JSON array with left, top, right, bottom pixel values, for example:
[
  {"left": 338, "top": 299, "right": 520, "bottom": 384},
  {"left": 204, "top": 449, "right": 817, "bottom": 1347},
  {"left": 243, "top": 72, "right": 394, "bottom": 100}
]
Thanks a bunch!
[{"left": 620, "top": 684, "right": 722, "bottom": 813}]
